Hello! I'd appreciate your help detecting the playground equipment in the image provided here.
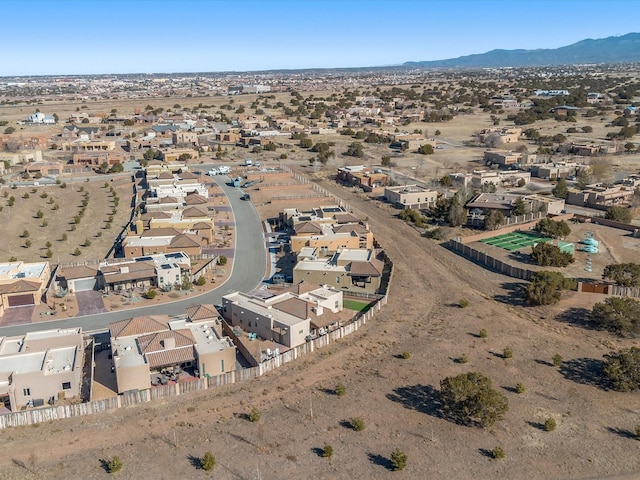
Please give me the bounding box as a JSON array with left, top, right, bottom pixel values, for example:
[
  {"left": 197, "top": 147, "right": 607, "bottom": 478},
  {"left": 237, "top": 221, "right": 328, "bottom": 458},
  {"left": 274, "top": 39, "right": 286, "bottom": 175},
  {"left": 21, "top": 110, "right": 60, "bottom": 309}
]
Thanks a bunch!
[{"left": 579, "top": 232, "right": 599, "bottom": 253}]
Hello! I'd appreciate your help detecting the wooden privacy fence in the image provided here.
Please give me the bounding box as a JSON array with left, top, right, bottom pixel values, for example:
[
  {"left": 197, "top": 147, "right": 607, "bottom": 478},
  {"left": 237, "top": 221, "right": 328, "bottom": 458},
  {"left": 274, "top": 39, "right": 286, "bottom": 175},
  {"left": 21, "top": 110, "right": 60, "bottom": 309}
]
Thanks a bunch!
[{"left": 0, "top": 294, "right": 388, "bottom": 430}]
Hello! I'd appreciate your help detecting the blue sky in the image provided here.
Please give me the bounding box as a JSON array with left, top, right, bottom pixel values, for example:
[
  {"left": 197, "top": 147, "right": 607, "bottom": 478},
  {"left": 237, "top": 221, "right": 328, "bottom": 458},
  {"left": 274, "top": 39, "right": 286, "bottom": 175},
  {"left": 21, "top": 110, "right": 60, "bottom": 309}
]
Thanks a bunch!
[{"left": 3, "top": 0, "right": 640, "bottom": 76}]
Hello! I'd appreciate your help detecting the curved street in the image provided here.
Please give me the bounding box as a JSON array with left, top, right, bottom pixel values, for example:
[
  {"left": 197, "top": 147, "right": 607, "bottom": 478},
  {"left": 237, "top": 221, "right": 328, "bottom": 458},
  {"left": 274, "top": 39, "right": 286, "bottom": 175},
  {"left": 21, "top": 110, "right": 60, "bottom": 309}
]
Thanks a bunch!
[{"left": 0, "top": 175, "right": 267, "bottom": 336}]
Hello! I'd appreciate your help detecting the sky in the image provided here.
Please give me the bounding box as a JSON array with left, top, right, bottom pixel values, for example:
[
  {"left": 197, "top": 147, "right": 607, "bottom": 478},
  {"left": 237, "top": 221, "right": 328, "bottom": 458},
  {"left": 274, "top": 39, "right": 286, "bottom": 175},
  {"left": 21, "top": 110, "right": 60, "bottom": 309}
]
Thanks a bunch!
[{"left": 3, "top": 0, "right": 640, "bottom": 76}]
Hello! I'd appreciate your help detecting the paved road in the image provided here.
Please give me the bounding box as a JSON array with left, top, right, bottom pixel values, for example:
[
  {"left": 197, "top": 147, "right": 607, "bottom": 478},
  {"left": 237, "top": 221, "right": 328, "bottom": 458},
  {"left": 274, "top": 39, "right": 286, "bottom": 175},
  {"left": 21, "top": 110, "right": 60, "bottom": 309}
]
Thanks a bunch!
[{"left": 0, "top": 176, "right": 267, "bottom": 336}]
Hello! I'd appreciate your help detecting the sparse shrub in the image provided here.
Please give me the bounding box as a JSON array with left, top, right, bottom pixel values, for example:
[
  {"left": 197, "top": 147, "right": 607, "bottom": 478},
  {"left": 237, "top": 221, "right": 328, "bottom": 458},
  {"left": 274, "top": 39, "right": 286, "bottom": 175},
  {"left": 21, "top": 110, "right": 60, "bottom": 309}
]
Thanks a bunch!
[
  {"left": 45, "top": 241, "right": 51, "bottom": 249},
  {"left": 196, "top": 276, "right": 206, "bottom": 286},
  {"left": 249, "top": 407, "right": 261, "bottom": 422},
  {"left": 479, "top": 329, "right": 488, "bottom": 338},
  {"left": 9, "top": 256, "right": 17, "bottom": 262},
  {"left": 492, "top": 446, "right": 505, "bottom": 460},
  {"left": 350, "top": 417, "right": 365, "bottom": 431},
  {"left": 503, "top": 347, "right": 513, "bottom": 359},
  {"left": 459, "top": 298, "right": 469, "bottom": 308},
  {"left": 634, "top": 425, "right": 640, "bottom": 441},
  {"left": 36, "top": 209, "right": 43, "bottom": 219},
  {"left": 96, "top": 232, "right": 102, "bottom": 237},
  {"left": 200, "top": 451, "right": 216, "bottom": 471},
  {"left": 106, "top": 455, "right": 123, "bottom": 473},
  {"left": 217, "top": 255, "right": 227, "bottom": 266},
  {"left": 390, "top": 448, "right": 408, "bottom": 471},
  {"left": 40, "top": 192, "right": 48, "bottom": 198},
  {"left": 24, "top": 240, "right": 32, "bottom": 248},
  {"left": 321, "top": 444, "right": 333, "bottom": 458},
  {"left": 142, "top": 289, "right": 157, "bottom": 300},
  {"left": 21, "top": 229, "right": 29, "bottom": 238},
  {"left": 83, "top": 238, "right": 91, "bottom": 247},
  {"left": 457, "top": 354, "right": 469, "bottom": 364},
  {"left": 41, "top": 220, "right": 48, "bottom": 227},
  {"left": 544, "top": 418, "right": 557, "bottom": 432},
  {"left": 59, "top": 182, "right": 67, "bottom": 189},
  {"left": 335, "top": 383, "right": 346, "bottom": 397},
  {"left": 401, "top": 351, "right": 411, "bottom": 359},
  {"left": 552, "top": 354, "right": 563, "bottom": 367},
  {"left": 45, "top": 249, "right": 53, "bottom": 258},
  {"left": 72, "top": 248, "right": 81, "bottom": 256},
  {"left": 22, "top": 193, "right": 29, "bottom": 199},
  {"left": 61, "top": 233, "right": 67, "bottom": 241},
  {"left": 52, "top": 203, "right": 59, "bottom": 210},
  {"left": 515, "top": 383, "right": 525, "bottom": 394}
]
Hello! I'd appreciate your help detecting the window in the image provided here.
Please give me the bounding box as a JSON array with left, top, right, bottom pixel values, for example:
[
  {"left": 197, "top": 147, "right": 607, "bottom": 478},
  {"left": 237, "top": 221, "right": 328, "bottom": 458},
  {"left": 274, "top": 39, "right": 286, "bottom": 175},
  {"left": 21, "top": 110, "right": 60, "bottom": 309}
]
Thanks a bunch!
[
  {"left": 220, "top": 360, "right": 225, "bottom": 373},
  {"left": 62, "top": 382, "right": 71, "bottom": 390},
  {"left": 23, "top": 388, "right": 30, "bottom": 396},
  {"left": 299, "top": 330, "right": 303, "bottom": 335}
]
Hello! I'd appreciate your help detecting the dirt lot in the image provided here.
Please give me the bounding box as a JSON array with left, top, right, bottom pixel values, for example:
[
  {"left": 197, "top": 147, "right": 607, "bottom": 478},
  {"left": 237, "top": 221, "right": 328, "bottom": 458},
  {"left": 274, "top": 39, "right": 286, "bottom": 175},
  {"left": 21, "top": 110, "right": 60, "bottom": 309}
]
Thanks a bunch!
[
  {"left": 1, "top": 167, "right": 640, "bottom": 479},
  {"left": 0, "top": 177, "right": 132, "bottom": 264}
]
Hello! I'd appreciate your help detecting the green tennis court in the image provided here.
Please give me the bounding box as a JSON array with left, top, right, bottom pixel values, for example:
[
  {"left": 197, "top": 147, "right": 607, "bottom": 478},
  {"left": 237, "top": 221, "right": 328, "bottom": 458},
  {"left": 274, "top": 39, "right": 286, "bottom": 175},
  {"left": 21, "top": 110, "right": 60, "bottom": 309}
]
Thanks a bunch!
[{"left": 480, "top": 231, "right": 551, "bottom": 251}]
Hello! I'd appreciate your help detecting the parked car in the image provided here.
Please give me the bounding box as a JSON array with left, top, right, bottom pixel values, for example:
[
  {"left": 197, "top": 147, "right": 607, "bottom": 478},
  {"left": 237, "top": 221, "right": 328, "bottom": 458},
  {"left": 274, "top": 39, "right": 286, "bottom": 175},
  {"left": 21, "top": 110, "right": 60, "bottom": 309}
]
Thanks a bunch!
[
  {"left": 218, "top": 165, "right": 231, "bottom": 174},
  {"left": 208, "top": 168, "right": 219, "bottom": 176}
]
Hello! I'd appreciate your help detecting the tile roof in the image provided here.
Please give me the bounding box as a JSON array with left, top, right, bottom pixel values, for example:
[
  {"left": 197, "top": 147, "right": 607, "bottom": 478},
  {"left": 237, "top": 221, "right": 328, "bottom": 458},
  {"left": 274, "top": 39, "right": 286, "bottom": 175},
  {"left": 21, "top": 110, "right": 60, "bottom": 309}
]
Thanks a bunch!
[
  {"left": 141, "top": 227, "right": 182, "bottom": 237},
  {"left": 184, "top": 193, "right": 208, "bottom": 205},
  {"left": 192, "top": 222, "right": 212, "bottom": 230},
  {"left": 146, "top": 346, "right": 196, "bottom": 369},
  {"left": 333, "top": 223, "right": 369, "bottom": 235},
  {"left": 186, "top": 304, "right": 218, "bottom": 321},
  {"left": 348, "top": 258, "right": 384, "bottom": 277},
  {"left": 137, "top": 329, "right": 195, "bottom": 355},
  {"left": 169, "top": 233, "right": 201, "bottom": 248},
  {"left": 294, "top": 221, "right": 323, "bottom": 235},
  {"left": 0, "top": 279, "right": 41, "bottom": 294},
  {"left": 100, "top": 260, "right": 156, "bottom": 283},
  {"left": 158, "top": 196, "right": 180, "bottom": 204},
  {"left": 274, "top": 297, "right": 309, "bottom": 320},
  {"left": 57, "top": 265, "right": 98, "bottom": 280},
  {"left": 179, "top": 172, "right": 199, "bottom": 179},
  {"left": 334, "top": 213, "right": 361, "bottom": 224},
  {"left": 182, "top": 206, "right": 209, "bottom": 218},
  {"left": 110, "top": 315, "right": 170, "bottom": 338}
]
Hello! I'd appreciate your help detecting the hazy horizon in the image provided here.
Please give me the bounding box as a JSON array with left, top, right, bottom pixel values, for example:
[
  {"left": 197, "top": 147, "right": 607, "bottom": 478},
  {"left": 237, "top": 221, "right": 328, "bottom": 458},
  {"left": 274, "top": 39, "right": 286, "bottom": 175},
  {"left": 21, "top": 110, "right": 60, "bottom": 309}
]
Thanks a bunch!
[{"left": 2, "top": 0, "right": 640, "bottom": 76}]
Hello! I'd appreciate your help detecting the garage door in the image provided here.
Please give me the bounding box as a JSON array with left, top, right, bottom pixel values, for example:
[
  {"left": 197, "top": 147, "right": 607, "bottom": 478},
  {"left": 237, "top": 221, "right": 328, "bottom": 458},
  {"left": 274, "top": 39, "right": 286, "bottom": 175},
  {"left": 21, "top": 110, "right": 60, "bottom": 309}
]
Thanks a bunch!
[
  {"left": 8, "top": 294, "right": 35, "bottom": 307},
  {"left": 72, "top": 277, "right": 97, "bottom": 292}
]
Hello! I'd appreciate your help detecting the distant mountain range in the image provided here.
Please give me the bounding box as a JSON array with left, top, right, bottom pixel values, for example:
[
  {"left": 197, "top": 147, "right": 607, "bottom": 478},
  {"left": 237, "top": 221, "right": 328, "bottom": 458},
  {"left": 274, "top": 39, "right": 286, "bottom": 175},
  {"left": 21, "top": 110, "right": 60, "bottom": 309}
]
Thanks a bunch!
[{"left": 404, "top": 33, "right": 640, "bottom": 68}]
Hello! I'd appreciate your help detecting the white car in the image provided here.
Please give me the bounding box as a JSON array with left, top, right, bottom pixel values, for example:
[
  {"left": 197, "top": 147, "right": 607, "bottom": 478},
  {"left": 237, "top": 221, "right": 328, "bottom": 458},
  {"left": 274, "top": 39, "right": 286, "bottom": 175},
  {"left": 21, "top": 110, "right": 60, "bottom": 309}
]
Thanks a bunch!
[
  {"left": 208, "top": 168, "right": 219, "bottom": 176},
  {"left": 218, "top": 166, "right": 231, "bottom": 174}
]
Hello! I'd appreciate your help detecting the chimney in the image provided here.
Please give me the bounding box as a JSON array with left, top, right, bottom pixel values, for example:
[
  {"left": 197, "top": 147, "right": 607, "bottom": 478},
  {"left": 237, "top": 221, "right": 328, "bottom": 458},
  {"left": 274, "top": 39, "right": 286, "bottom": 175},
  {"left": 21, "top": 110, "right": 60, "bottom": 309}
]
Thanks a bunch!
[
  {"left": 315, "top": 302, "right": 324, "bottom": 316},
  {"left": 163, "top": 337, "right": 176, "bottom": 350}
]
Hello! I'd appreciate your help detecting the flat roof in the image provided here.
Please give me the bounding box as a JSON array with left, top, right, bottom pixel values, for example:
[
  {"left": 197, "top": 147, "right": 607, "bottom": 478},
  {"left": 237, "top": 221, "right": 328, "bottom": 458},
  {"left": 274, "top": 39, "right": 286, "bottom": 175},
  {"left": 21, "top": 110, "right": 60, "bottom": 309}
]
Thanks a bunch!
[
  {"left": 113, "top": 336, "right": 146, "bottom": 368},
  {"left": 338, "top": 249, "right": 371, "bottom": 262}
]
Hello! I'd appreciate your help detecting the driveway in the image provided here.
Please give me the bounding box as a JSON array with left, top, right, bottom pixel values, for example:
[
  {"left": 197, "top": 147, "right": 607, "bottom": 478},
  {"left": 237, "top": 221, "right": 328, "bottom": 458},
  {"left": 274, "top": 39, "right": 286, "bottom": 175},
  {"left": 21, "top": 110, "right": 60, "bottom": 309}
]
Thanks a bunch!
[
  {"left": 76, "top": 291, "right": 107, "bottom": 316},
  {"left": 202, "top": 247, "right": 235, "bottom": 258},
  {"left": 1, "top": 306, "right": 34, "bottom": 326}
]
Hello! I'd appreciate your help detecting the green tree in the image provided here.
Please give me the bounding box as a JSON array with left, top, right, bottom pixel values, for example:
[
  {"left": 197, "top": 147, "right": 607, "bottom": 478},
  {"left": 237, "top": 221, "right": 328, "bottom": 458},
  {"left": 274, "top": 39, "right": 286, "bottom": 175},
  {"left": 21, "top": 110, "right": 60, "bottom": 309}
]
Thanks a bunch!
[
  {"left": 417, "top": 144, "right": 434, "bottom": 155},
  {"left": 439, "top": 175, "right": 452, "bottom": 188},
  {"left": 625, "top": 142, "right": 636, "bottom": 153},
  {"left": 200, "top": 451, "right": 216, "bottom": 471},
  {"left": 603, "top": 347, "right": 640, "bottom": 391},
  {"left": 544, "top": 418, "right": 557, "bottom": 431},
  {"left": 605, "top": 206, "right": 632, "bottom": 223},
  {"left": 439, "top": 372, "right": 509, "bottom": 427},
  {"left": 299, "top": 138, "right": 313, "bottom": 149},
  {"left": 603, "top": 263, "right": 640, "bottom": 287},
  {"left": 4, "top": 127, "right": 15, "bottom": 134},
  {"left": 381, "top": 155, "right": 391, "bottom": 167},
  {"left": 447, "top": 200, "right": 467, "bottom": 227},
  {"left": 524, "top": 271, "right": 575, "bottom": 306},
  {"left": 552, "top": 178, "right": 569, "bottom": 199},
  {"left": 484, "top": 210, "right": 504, "bottom": 230},
  {"left": 143, "top": 288, "right": 157, "bottom": 299},
  {"left": 345, "top": 142, "right": 364, "bottom": 158},
  {"left": 217, "top": 256, "right": 227, "bottom": 266},
  {"left": 534, "top": 218, "right": 571, "bottom": 239},
  {"left": 530, "top": 242, "right": 575, "bottom": 267},
  {"left": 492, "top": 446, "right": 505, "bottom": 460},
  {"left": 513, "top": 197, "right": 526, "bottom": 215},
  {"left": 335, "top": 383, "right": 346, "bottom": 397},
  {"left": 591, "top": 296, "right": 640, "bottom": 337},
  {"left": 390, "top": 448, "right": 408, "bottom": 471},
  {"left": 73, "top": 248, "right": 81, "bottom": 256}
]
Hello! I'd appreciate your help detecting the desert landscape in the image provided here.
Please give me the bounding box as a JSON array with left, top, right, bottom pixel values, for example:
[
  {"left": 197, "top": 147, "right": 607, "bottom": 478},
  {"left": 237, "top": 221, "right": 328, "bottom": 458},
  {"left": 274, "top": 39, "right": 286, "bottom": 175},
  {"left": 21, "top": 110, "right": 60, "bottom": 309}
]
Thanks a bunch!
[{"left": 2, "top": 60, "right": 640, "bottom": 480}]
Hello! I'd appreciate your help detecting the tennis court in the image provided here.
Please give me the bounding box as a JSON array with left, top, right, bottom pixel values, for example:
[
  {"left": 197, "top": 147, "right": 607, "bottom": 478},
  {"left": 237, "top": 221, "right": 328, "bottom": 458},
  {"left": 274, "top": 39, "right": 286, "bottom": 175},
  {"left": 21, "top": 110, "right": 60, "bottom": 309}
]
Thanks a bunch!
[{"left": 480, "top": 231, "right": 551, "bottom": 251}]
